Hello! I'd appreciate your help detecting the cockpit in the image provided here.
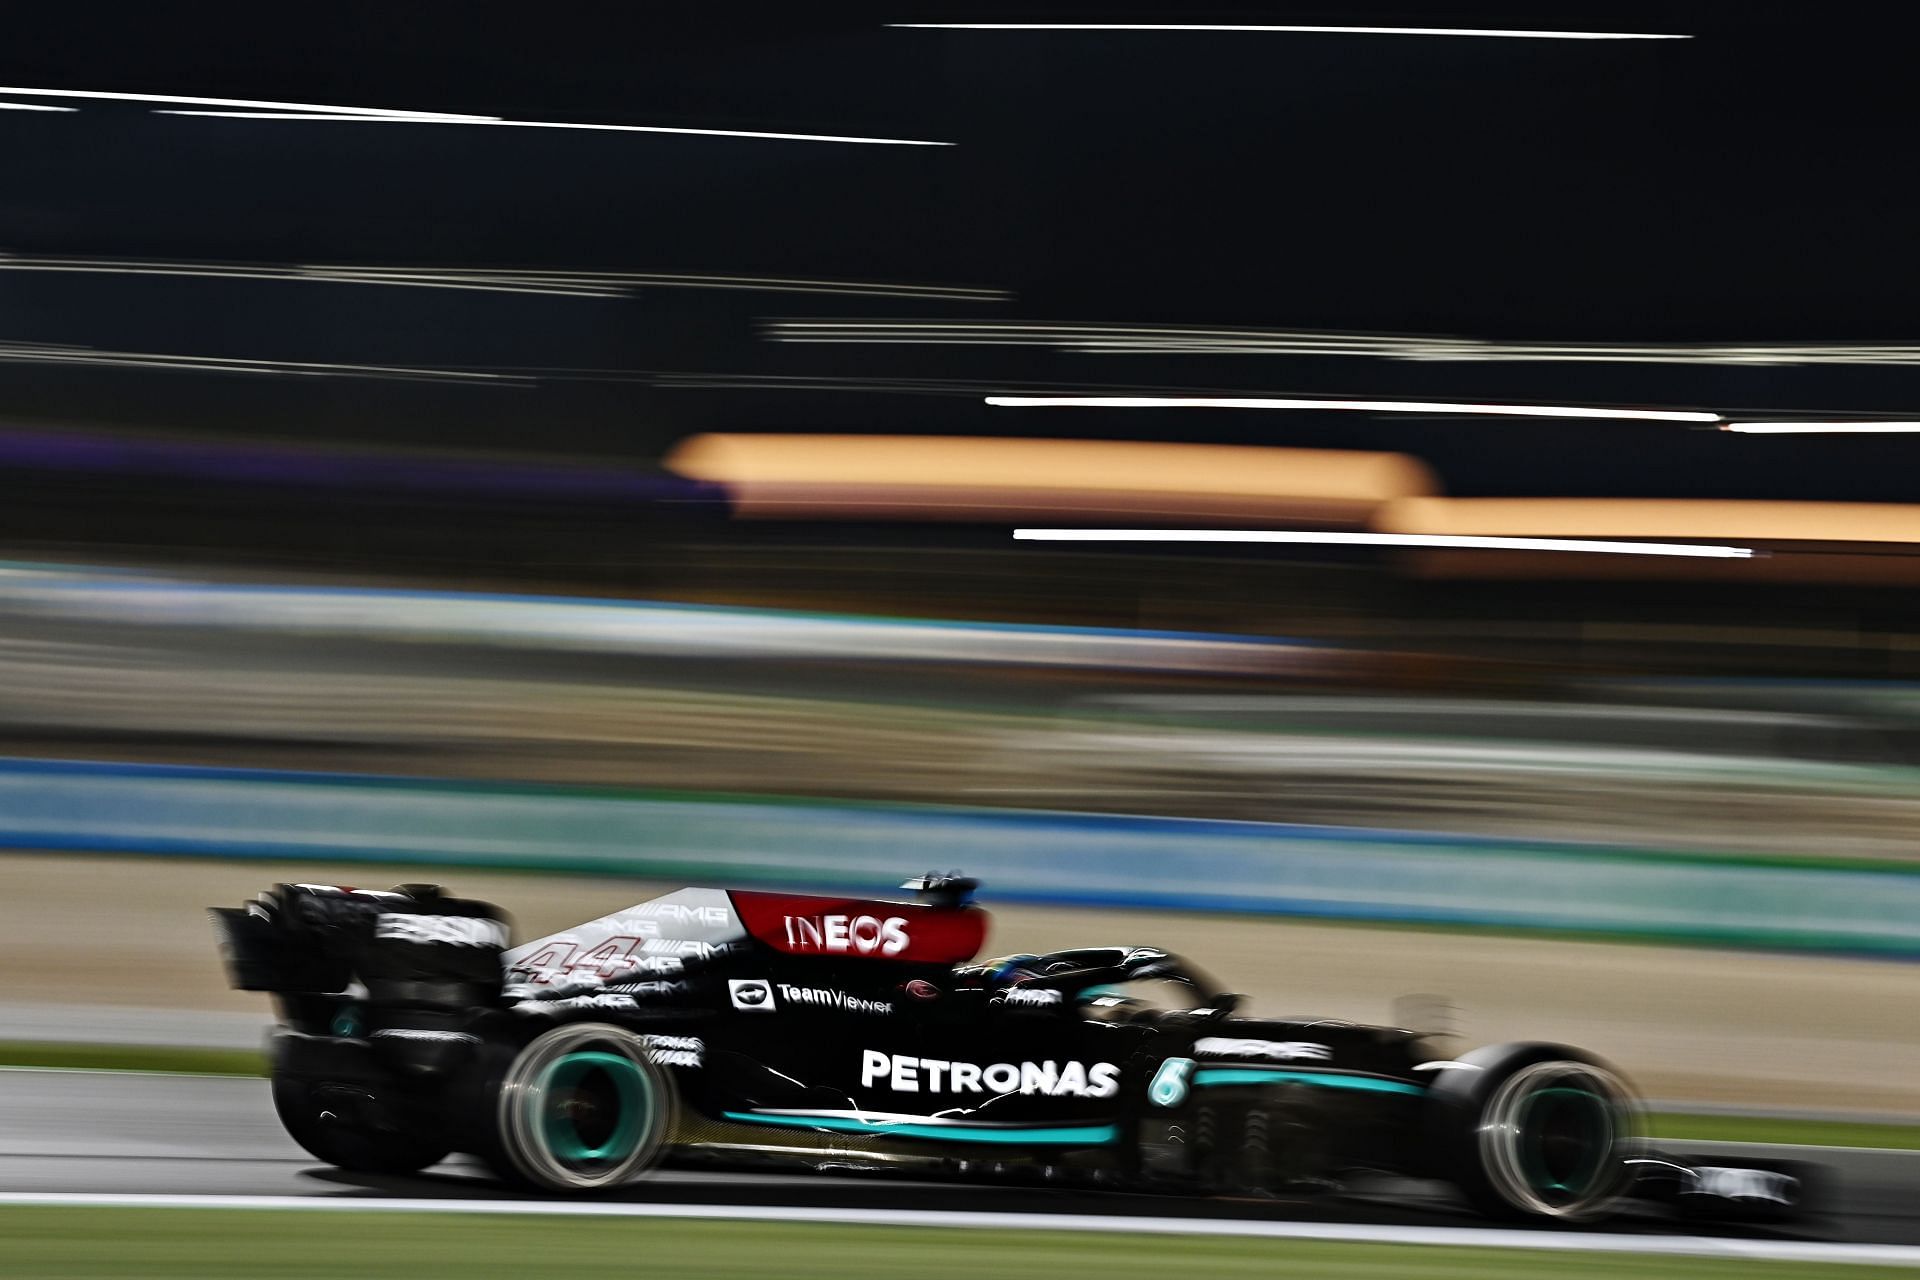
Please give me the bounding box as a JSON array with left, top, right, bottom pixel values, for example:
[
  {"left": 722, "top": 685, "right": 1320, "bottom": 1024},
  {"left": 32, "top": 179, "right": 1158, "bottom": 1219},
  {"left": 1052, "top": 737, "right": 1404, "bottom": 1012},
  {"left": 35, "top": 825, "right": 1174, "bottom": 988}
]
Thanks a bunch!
[{"left": 954, "top": 946, "right": 1236, "bottom": 1021}]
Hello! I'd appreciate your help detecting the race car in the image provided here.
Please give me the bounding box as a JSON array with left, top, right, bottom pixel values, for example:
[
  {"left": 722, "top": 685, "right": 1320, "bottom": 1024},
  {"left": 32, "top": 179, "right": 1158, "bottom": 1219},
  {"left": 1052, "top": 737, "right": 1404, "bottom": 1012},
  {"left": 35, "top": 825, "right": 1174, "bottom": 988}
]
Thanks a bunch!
[{"left": 211, "top": 874, "right": 1809, "bottom": 1222}]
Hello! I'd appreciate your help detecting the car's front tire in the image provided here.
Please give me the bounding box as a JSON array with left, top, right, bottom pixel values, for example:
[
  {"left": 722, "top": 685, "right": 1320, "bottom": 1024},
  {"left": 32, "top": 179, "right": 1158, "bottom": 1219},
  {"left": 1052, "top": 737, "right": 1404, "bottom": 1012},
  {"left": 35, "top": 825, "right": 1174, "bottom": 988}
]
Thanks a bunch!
[
  {"left": 481, "top": 1022, "right": 675, "bottom": 1193},
  {"left": 1424, "top": 1042, "right": 1642, "bottom": 1222}
]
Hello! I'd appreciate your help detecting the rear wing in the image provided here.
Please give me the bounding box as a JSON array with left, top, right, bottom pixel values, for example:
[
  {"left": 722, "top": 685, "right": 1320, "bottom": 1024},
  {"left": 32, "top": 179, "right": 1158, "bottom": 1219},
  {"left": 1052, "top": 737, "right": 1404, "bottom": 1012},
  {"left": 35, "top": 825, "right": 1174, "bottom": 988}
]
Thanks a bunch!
[{"left": 210, "top": 882, "right": 509, "bottom": 997}]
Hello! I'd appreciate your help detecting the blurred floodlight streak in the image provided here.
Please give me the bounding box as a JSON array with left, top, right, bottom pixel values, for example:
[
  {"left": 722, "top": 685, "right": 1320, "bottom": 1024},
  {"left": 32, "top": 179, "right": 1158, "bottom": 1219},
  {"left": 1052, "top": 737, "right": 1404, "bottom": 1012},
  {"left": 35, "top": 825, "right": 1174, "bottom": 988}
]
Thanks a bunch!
[
  {"left": 157, "top": 110, "right": 952, "bottom": 146},
  {"left": 0, "top": 86, "right": 493, "bottom": 119},
  {"left": 0, "top": 102, "right": 77, "bottom": 112},
  {"left": 0, "top": 255, "right": 1005, "bottom": 302},
  {"left": 1379, "top": 497, "right": 1920, "bottom": 544},
  {"left": 768, "top": 321, "right": 1920, "bottom": 366},
  {"left": 0, "top": 85, "right": 951, "bottom": 145},
  {"left": 889, "top": 24, "right": 1690, "bottom": 40},
  {"left": 985, "top": 395, "right": 1721, "bottom": 423},
  {"left": 1014, "top": 529, "right": 1755, "bottom": 559},
  {"left": 162, "top": 111, "right": 461, "bottom": 122},
  {"left": 0, "top": 343, "right": 521, "bottom": 385},
  {"left": 1724, "top": 422, "right": 1920, "bottom": 434},
  {"left": 0, "top": 263, "right": 626, "bottom": 300},
  {"left": 1372, "top": 497, "right": 1920, "bottom": 582},
  {"left": 666, "top": 434, "right": 1437, "bottom": 523}
]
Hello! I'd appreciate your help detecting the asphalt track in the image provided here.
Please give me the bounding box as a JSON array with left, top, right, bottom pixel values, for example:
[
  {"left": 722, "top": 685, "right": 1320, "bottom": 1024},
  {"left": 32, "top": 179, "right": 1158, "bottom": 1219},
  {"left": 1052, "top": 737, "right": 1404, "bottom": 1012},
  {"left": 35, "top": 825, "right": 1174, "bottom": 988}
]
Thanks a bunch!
[{"left": 4, "top": 1069, "right": 1919, "bottom": 1250}]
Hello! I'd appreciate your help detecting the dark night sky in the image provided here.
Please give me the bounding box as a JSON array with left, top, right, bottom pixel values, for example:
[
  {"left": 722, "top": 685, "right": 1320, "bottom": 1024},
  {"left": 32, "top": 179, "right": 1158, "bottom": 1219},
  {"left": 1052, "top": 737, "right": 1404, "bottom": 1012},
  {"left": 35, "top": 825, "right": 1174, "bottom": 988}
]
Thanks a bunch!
[{"left": 2, "top": 1, "right": 1919, "bottom": 500}]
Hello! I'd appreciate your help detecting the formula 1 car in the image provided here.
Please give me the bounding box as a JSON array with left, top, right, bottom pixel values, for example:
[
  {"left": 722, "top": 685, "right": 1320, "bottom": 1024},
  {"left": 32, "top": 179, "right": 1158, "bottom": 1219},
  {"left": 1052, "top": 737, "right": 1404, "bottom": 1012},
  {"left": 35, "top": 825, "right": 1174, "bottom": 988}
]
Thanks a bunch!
[{"left": 211, "top": 875, "right": 1810, "bottom": 1223}]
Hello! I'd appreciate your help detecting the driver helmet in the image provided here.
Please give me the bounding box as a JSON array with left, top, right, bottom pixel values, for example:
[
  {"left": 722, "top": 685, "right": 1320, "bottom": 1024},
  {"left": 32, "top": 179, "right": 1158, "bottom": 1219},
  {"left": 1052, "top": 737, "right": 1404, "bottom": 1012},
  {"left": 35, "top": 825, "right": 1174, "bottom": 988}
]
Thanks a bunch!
[{"left": 986, "top": 953, "right": 1043, "bottom": 985}]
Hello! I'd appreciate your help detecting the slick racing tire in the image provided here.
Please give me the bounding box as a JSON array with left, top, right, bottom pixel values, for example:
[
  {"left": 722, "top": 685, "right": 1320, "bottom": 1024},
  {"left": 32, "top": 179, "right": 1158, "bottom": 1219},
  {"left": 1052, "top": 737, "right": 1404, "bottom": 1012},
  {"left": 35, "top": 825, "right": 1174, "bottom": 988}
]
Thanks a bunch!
[
  {"left": 1425, "top": 1042, "right": 1642, "bottom": 1223},
  {"left": 483, "top": 1023, "right": 675, "bottom": 1193},
  {"left": 271, "top": 1073, "right": 451, "bottom": 1175}
]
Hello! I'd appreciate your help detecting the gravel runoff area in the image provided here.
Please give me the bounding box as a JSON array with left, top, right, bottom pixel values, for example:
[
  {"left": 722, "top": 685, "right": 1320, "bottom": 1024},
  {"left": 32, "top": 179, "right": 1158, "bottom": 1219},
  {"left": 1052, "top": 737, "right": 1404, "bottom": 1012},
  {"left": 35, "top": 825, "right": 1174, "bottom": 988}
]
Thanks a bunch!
[{"left": 3, "top": 852, "right": 1916, "bottom": 1113}]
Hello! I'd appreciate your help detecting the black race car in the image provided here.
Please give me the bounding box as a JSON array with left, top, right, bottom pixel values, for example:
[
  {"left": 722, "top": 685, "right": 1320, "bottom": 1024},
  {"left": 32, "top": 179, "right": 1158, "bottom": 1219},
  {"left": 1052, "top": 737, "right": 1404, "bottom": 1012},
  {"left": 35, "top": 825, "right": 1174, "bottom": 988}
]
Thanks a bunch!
[{"left": 212, "top": 874, "right": 1809, "bottom": 1223}]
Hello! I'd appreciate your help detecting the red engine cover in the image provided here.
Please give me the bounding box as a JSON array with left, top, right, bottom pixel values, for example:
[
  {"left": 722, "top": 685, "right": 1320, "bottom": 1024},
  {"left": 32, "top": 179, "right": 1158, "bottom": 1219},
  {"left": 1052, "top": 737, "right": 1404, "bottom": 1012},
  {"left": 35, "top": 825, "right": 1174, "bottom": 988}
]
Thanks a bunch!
[{"left": 729, "top": 891, "right": 988, "bottom": 965}]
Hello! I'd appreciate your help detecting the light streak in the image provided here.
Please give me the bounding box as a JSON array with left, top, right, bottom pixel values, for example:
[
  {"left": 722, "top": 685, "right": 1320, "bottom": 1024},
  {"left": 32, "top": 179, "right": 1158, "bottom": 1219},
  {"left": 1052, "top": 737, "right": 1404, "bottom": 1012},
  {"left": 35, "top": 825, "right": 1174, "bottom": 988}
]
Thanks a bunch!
[
  {"left": 1721, "top": 422, "right": 1920, "bottom": 434},
  {"left": 0, "top": 255, "right": 1001, "bottom": 302},
  {"left": 985, "top": 394, "right": 1720, "bottom": 423},
  {"left": 0, "top": 86, "right": 490, "bottom": 119},
  {"left": 0, "top": 342, "right": 523, "bottom": 385},
  {"left": 1013, "top": 528, "right": 1755, "bottom": 559},
  {"left": 764, "top": 321, "right": 1920, "bottom": 366},
  {"left": 157, "top": 110, "right": 950, "bottom": 146},
  {"left": 889, "top": 23, "right": 1689, "bottom": 40},
  {"left": 0, "top": 86, "right": 951, "bottom": 145}
]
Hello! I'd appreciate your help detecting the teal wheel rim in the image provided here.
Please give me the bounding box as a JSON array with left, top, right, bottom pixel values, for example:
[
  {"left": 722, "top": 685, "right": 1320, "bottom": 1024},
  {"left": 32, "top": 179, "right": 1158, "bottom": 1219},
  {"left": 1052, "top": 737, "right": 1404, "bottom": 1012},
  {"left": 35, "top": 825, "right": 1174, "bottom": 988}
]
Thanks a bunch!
[
  {"left": 537, "top": 1051, "right": 650, "bottom": 1166},
  {"left": 1517, "top": 1086, "right": 1611, "bottom": 1197}
]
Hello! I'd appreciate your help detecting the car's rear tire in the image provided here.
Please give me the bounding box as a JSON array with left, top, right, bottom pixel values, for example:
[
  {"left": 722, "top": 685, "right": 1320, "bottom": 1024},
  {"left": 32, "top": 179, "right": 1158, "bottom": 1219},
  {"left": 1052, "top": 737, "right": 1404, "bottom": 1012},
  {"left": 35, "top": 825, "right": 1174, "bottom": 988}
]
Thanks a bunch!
[
  {"left": 481, "top": 1023, "right": 675, "bottom": 1193},
  {"left": 271, "top": 1073, "right": 450, "bottom": 1175},
  {"left": 1425, "top": 1042, "right": 1642, "bottom": 1222}
]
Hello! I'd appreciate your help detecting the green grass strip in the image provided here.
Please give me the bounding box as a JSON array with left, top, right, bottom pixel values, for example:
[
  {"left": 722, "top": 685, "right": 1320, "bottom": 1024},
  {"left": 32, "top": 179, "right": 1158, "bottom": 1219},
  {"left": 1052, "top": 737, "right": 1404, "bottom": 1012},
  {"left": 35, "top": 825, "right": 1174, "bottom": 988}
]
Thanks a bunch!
[
  {"left": 0, "top": 1042, "right": 264, "bottom": 1076},
  {"left": 1651, "top": 1111, "right": 1920, "bottom": 1151},
  {"left": 0, "top": 1209, "right": 1887, "bottom": 1280}
]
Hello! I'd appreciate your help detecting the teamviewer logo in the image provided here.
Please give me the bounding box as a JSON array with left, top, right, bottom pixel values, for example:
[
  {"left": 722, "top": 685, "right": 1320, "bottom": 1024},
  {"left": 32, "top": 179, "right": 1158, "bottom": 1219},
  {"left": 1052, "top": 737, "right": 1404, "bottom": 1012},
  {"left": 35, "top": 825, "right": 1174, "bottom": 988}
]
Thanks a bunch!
[{"left": 729, "top": 979, "right": 775, "bottom": 1012}]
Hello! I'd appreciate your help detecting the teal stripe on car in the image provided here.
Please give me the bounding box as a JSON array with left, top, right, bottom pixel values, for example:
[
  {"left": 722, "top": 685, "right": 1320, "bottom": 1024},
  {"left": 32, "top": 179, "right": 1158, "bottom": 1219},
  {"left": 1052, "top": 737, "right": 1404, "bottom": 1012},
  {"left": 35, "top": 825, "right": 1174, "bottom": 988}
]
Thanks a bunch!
[
  {"left": 1192, "top": 1068, "right": 1424, "bottom": 1095},
  {"left": 721, "top": 1111, "right": 1118, "bottom": 1145}
]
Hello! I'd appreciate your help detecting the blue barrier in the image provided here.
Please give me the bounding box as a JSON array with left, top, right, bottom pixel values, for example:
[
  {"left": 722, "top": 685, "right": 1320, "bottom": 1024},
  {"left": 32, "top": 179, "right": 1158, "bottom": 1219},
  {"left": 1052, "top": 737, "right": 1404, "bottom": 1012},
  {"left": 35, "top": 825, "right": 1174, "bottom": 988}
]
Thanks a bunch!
[{"left": 1, "top": 758, "right": 1915, "bottom": 957}]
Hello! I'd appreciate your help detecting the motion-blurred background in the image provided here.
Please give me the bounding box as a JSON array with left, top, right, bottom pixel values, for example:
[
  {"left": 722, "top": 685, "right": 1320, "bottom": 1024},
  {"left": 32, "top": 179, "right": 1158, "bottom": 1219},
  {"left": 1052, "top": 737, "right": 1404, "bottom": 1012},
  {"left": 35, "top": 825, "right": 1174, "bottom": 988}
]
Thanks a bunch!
[{"left": 3, "top": 1, "right": 1919, "bottom": 1116}]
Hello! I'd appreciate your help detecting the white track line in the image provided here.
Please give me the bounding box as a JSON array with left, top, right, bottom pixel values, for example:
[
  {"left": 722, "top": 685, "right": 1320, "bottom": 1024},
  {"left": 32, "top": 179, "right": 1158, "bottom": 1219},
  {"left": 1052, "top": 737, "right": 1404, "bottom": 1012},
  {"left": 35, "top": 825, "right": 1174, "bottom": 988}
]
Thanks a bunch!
[{"left": 0, "top": 1195, "right": 1914, "bottom": 1266}]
